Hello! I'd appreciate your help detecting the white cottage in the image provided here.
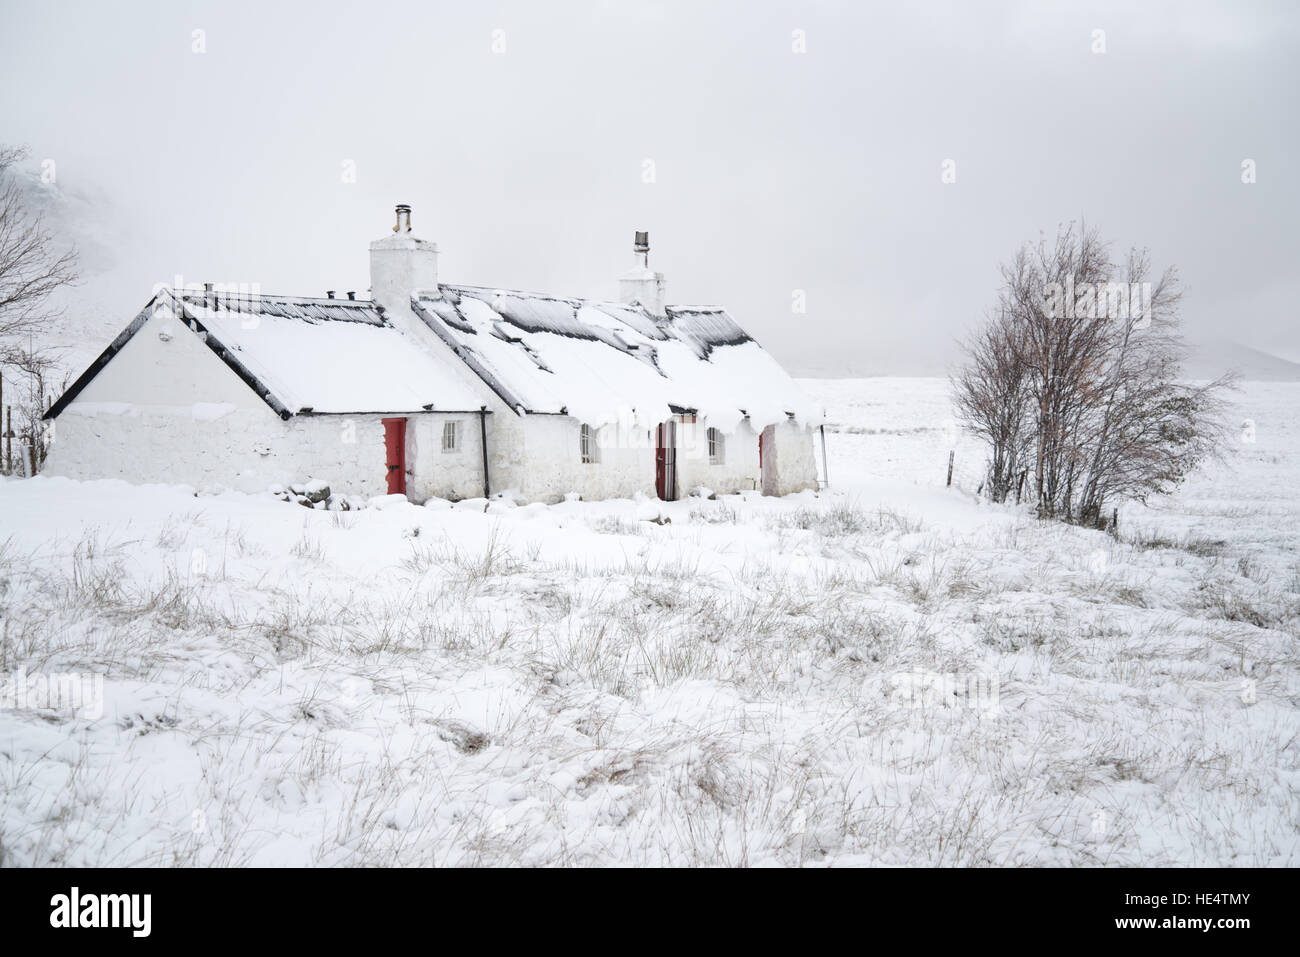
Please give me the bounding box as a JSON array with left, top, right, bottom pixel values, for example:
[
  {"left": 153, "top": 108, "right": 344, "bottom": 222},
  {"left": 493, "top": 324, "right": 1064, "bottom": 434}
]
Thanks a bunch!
[{"left": 43, "top": 207, "right": 824, "bottom": 503}]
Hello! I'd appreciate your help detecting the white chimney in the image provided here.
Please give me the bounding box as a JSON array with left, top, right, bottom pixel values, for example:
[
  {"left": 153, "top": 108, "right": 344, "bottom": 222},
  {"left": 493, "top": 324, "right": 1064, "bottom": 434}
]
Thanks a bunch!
[
  {"left": 618, "top": 230, "right": 666, "bottom": 317},
  {"left": 369, "top": 204, "right": 439, "bottom": 312}
]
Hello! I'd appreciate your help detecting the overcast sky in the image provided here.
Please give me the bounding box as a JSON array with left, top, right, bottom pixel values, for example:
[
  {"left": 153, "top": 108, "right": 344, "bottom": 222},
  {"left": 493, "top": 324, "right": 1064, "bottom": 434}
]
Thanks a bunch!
[{"left": 2, "top": 0, "right": 1297, "bottom": 375}]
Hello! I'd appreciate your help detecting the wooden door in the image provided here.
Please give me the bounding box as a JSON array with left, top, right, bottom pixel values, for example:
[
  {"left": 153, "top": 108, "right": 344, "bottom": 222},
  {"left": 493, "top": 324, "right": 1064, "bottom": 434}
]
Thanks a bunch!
[
  {"left": 382, "top": 417, "right": 406, "bottom": 495},
  {"left": 655, "top": 420, "right": 677, "bottom": 501}
]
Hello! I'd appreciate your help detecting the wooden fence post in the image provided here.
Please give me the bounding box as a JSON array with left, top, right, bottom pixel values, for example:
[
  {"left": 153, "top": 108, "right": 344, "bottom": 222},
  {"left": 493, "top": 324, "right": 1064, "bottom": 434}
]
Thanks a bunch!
[{"left": 946, "top": 450, "right": 954, "bottom": 488}]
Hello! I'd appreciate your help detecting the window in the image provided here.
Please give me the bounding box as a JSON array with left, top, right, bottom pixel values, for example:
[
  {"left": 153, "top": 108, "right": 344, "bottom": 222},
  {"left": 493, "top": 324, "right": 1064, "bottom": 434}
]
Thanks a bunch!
[
  {"left": 442, "top": 420, "right": 460, "bottom": 453},
  {"left": 707, "top": 427, "right": 725, "bottom": 465},
  {"left": 580, "top": 423, "right": 598, "bottom": 464}
]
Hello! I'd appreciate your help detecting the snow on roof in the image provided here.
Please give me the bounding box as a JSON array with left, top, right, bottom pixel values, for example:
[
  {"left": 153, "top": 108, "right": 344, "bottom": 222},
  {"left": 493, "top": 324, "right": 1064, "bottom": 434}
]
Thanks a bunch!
[
  {"left": 413, "top": 286, "right": 822, "bottom": 431},
  {"left": 170, "top": 289, "right": 488, "bottom": 414}
]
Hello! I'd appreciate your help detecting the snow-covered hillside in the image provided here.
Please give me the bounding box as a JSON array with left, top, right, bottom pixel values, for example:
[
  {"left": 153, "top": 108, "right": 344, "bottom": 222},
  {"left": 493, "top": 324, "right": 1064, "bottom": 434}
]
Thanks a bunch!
[
  {"left": 0, "top": 379, "right": 1295, "bottom": 866},
  {"left": 0, "top": 158, "right": 133, "bottom": 382}
]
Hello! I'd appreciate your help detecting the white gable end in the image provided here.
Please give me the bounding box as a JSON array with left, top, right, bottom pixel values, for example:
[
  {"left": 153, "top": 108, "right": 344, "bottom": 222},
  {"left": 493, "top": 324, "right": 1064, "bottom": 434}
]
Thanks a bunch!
[{"left": 68, "top": 308, "right": 272, "bottom": 417}]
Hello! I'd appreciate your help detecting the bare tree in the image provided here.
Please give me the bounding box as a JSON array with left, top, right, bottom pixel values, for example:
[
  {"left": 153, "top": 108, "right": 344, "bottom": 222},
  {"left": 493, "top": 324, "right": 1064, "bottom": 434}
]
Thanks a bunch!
[
  {"left": 2, "top": 344, "right": 65, "bottom": 474},
  {"left": 0, "top": 146, "right": 77, "bottom": 346},
  {"left": 0, "top": 145, "right": 78, "bottom": 473},
  {"left": 951, "top": 308, "right": 1032, "bottom": 502},
  {"left": 999, "top": 224, "right": 1113, "bottom": 518},
  {"left": 955, "top": 222, "right": 1232, "bottom": 527}
]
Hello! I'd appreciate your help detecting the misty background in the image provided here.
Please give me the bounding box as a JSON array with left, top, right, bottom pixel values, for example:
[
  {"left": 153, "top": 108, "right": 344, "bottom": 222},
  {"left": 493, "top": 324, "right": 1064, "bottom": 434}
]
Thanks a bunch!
[{"left": 1, "top": 0, "right": 1297, "bottom": 379}]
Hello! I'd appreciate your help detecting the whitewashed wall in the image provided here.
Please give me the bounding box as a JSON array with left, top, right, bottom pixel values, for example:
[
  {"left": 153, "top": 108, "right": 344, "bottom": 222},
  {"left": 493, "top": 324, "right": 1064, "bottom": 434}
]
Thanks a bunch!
[
  {"left": 676, "top": 417, "right": 762, "bottom": 495},
  {"left": 48, "top": 402, "right": 487, "bottom": 502},
  {"left": 482, "top": 413, "right": 810, "bottom": 503},
  {"left": 483, "top": 413, "right": 650, "bottom": 501},
  {"left": 760, "top": 419, "right": 819, "bottom": 496},
  {"left": 405, "top": 412, "right": 487, "bottom": 501}
]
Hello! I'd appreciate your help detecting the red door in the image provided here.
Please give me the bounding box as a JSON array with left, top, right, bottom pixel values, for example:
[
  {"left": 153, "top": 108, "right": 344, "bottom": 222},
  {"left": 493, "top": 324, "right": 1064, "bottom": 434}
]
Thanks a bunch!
[
  {"left": 382, "top": 417, "right": 406, "bottom": 495},
  {"left": 655, "top": 421, "right": 676, "bottom": 501}
]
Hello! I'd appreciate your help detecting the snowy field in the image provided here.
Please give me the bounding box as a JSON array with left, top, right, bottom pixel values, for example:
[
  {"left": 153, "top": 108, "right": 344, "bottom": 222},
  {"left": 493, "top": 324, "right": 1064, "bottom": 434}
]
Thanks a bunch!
[{"left": 0, "top": 378, "right": 1296, "bottom": 866}]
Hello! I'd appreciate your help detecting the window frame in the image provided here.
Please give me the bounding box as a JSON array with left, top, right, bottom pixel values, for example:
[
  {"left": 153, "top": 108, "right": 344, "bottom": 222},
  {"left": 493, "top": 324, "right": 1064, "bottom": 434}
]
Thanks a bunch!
[
  {"left": 441, "top": 419, "right": 461, "bottom": 453},
  {"left": 580, "top": 422, "right": 598, "bottom": 464},
  {"left": 707, "top": 426, "right": 725, "bottom": 465}
]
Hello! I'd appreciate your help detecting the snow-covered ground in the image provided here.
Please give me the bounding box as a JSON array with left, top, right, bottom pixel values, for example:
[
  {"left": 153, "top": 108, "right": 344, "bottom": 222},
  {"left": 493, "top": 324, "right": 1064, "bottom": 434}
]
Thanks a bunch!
[{"left": 1, "top": 378, "right": 1295, "bottom": 866}]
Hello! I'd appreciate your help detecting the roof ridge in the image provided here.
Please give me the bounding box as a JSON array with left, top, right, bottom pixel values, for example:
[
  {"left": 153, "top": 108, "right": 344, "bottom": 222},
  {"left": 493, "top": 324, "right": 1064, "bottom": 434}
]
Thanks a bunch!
[
  {"left": 171, "top": 288, "right": 376, "bottom": 306},
  {"left": 436, "top": 283, "right": 725, "bottom": 312}
]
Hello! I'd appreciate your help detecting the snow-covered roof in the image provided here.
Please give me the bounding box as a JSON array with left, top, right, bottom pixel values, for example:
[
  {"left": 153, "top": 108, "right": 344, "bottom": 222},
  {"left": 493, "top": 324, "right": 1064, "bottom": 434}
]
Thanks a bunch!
[
  {"left": 413, "top": 285, "right": 822, "bottom": 431},
  {"left": 46, "top": 283, "right": 821, "bottom": 430},
  {"left": 167, "top": 289, "right": 489, "bottom": 415}
]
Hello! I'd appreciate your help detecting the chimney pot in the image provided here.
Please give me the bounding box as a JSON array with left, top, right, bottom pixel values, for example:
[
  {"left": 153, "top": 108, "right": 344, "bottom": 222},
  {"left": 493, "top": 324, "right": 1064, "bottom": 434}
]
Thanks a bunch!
[
  {"left": 346, "top": 290, "right": 356, "bottom": 300},
  {"left": 370, "top": 204, "right": 438, "bottom": 315},
  {"left": 632, "top": 231, "right": 650, "bottom": 269},
  {"left": 326, "top": 290, "right": 335, "bottom": 299}
]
